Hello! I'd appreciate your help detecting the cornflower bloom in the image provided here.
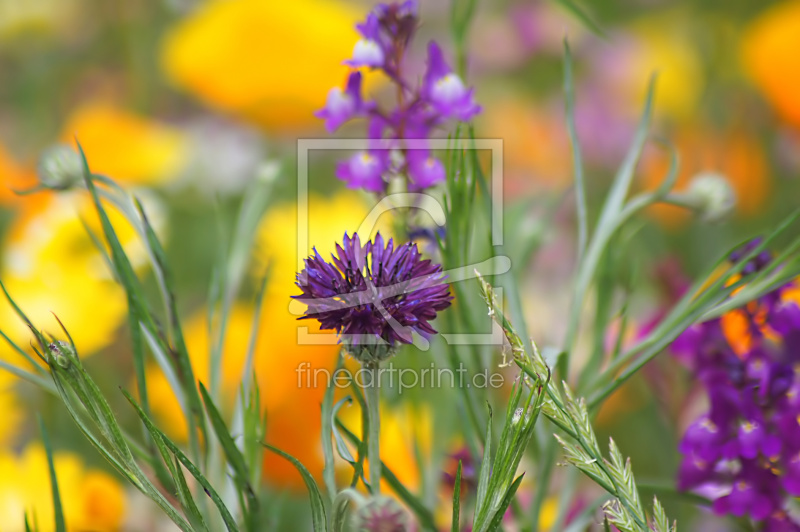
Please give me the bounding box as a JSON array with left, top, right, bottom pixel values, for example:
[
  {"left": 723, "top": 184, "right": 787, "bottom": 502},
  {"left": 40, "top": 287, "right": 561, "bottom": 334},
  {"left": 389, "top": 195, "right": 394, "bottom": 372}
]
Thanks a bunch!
[
  {"left": 293, "top": 232, "right": 451, "bottom": 363},
  {"left": 316, "top": 1, "right": 481, "bottom": 193},
  {"left": 672, "top": 241, "right": 800, "bottom": 530}
]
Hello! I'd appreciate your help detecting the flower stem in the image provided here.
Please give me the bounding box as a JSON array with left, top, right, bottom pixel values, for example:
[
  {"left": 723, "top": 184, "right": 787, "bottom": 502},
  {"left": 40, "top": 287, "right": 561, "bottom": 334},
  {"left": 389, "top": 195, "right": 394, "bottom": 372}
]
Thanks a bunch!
[{"left": 364, "top": 361, "right": 382, "bottom": 494}]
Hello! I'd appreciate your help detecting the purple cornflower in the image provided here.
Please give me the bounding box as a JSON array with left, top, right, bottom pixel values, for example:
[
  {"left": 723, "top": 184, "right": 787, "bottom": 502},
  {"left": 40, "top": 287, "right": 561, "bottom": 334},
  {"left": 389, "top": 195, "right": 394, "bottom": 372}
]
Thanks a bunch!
[
  {"left": 353, "top": 496, "right": 409, "bottom": 532},
  {"left": 673, "top": 242, "right": 800, "bottom": 529},
  {"left": 316, "top": 1, "right": 481, "bottom": 193},
  {"left": 293, "top": 232, "right": 452, "bottom": 362}
]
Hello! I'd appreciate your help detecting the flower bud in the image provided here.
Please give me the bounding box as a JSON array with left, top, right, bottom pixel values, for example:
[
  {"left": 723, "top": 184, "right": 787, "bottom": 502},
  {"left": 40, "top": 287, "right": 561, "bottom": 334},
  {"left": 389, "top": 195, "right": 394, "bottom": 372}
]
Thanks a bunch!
[
  {"left": 353, "top": 496, "right": 408, "bottom": 532},
  {"left": 37, "top": 144, "right": 83, "bottom": 190},
  {"left": 48, "top": 341, "right": 75, "bottom": 369},
  {"left": 686, "top": 172, "right": 736, "bottom": 223}
]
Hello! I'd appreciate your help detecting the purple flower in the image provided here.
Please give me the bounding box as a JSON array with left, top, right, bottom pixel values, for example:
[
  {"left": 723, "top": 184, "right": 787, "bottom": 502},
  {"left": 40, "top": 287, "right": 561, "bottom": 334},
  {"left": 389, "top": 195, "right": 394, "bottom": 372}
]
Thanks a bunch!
[
  {"left": 336, "top": 150, "right": 390, "bottom": 192},
  {"left": 422, "top": 42, "right": 481, "bottom": 122},
  {"left": 293, "top": 232, "right": 452, "bottom": 362},
  {"left": 674, "top": 242, "right": 800, "bottom": 527},
  {"left": 406, "top": 148, "right": 445, "bottom": 189},
  {"left": 316, "top": 72, "right": 370, "bottom": 132},
  {"left": 316, "top": 3, "right": 480, "bottom": 193},
  {"left": 353, "top": 496, "right": 409, "bottom": 532},
  {"left": 345, "top": 13, "right": 387, "bottom": 68}
]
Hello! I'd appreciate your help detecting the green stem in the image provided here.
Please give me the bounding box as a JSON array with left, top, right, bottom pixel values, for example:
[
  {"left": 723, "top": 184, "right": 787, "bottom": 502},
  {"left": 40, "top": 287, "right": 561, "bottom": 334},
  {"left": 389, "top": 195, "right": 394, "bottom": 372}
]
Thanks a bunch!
[{"left": 365, "top": 361, "right": 382, "bottom": 494}]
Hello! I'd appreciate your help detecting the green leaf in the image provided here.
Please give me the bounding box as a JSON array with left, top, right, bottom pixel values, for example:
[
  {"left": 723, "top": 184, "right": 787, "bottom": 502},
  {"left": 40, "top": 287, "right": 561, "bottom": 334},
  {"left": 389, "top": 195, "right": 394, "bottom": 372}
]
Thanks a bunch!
[
  {"left": 485, "top": 474, "right": 524, "bottom": 532},
  {"left": 199, "top": 383, "right": 255, "bottom": 501},
  {"left": 331, "top": 397, "right": 356, "bottom": 464},
  {"left": 561, "top": 74, "right": 657, "bottom": 374},
  {"left": 451, "top": 460, "right": 463, "bottom": 532},
  {"left": 132, "top": 195, "right": 208, "bottom": 454},
  {"left": 24, "top": 513, "right": 36, "bottom": 532},
  {"left": 123, "top": 390, "right": 239, "bottom": 532},
  {"left": 331, "top": 489, "right": 366, "bottom": 532},
  {"left": 474, "top": 404, "right": 493, "bottom": 520},
  {"left": 261, "top": 442, "right": 328, "bottom": 532},
  {"left": 38, "top": 417, "right": 66, "bottom": 532},
  {"left": 171, "top": 455, "right": 210, "bottom": 532},
  {"left": 563, "top": 38, "right": 587, "bottom": 260},
  {"left": 322, "top": 352, "right": 345, "bottom": 500}
]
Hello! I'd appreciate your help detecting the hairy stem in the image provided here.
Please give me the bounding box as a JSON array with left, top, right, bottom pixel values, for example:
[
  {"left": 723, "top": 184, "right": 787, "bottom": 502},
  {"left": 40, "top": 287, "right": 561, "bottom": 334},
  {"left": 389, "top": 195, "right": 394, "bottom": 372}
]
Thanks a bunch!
[{"left": 365, "top": 361, "right": 382, "bottom": 494}]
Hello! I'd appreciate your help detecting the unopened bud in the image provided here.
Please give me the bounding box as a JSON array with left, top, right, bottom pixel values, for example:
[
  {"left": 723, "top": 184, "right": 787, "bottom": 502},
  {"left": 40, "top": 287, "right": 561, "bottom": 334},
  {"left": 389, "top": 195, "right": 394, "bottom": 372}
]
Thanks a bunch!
[
  {"left": 686, "top": 172, "right": 736, "bottom": 223},
  {"left": 37, "top": 144, "right": 83, "bottom": 190},
  {"left": 48, "top": 341, "right": 75, "bottom": 369},
  {"left": 353, "top": 496, "right": 408, "bottom": 532}
]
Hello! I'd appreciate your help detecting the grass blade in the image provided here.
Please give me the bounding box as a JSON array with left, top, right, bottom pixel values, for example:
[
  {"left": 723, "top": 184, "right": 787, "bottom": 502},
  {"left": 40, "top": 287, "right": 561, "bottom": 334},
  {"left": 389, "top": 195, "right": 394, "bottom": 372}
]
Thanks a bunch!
[
  {"left": 261, "top": 442, "right": 327, "bottom": 532},
  {"left": 123, "top": 390, "right": 239, "bottom": 532},
  {"left": 563, "top": 39, "right": 587, "bottom": 260},
  {"left": 38, "top": 417, "right": 66, "bottom": 532},
  {"left": 451, "top": 460, "right": 463, "bottom": 532}
]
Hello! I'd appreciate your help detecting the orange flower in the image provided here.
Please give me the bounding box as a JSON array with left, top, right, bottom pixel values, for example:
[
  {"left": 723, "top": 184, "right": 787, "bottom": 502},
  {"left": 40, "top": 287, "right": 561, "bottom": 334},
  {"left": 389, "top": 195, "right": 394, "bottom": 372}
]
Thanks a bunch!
[
  {"left": 477, "top": 99, "right": 571, "bottom": 192},
  {"left": 741, "top": 1, "right": 800, "bottom": 128},
  {"left": 0, "top": 143, "right": 37, "bottom": 206}
]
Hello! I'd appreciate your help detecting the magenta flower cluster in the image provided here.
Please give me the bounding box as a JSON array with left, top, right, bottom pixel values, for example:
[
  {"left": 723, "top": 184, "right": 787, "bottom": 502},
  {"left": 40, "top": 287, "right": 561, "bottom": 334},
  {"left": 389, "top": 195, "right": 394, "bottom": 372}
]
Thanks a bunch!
[
  {"left": 316, "top": 1, "right": 481, "bottom": 193},
  {"left": 672, "top": 242, "right": 800, "bottom": 530}
]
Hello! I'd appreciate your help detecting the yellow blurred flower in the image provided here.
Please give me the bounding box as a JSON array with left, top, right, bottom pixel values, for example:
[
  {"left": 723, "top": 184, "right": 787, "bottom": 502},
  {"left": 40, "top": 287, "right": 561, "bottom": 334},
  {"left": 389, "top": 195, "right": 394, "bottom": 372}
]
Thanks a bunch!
[
  {"left": 0, "top": 192, "right": 158, "bottom": 359},
  {"left": 160, "top": 0, "right": 380, "bottom": 131},
  {"left": 640, "top": 126, "right": 769, "bottom": 227},
  {"left": 741, "top": 1, "right": 800, "bottom": 128},
  {"left": 0, "top": 443, "right": 126, "bottom": 531},
  {"left": 254, "top": 191, "right": 388, "bottom": 296},
  {"left": 60, "top": 103, "right": 189, "bottom": 185},
  {"left": 538, "top": 497, "right": 559, "bottom": 531},
  {"left": 598, "top": 14, "right": 704, "bottom": 120},
  {"left": 0, "top": 373, "right": 21, "bottom": 446}
]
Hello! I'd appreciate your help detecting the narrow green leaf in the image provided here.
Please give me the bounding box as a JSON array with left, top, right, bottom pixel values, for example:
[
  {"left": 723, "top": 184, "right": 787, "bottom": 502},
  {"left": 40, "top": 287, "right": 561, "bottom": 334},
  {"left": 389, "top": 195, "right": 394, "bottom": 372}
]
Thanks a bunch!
[
  {"left": 331, "top": 397, "right": 355, "bottom": 463},
  {"left": 199, "top": 383, "right": 253, "bottom": 495},
  {"left": 563, "top": 39, "right": 587, "bottom": 260},
  {"left": 123, "top": 390, "right": 239, "bottom": 532},
  {"left": 322, "top": 352, "right": 345, "bottom": 500},
  {"left": 171, "top": 455, "right": 210, "bottom": 532},
  {"left": 132, "top": 196, "right": 207, "bottom": 451},
  {"left": 451, "top": 460, "right": 463, "bottom": 532},
  {"left": 332, "top": 489, "right": 365, "bottom": 532},
  {"left": 485, "top": 473, "right": 524, "bottom": 532},
  {"left": 261, "top": 442, "right": 327, "bottom": 532},
  {"left": 24, "top": 513, "right": 35, "bottom": 532},
  {"left": 474, "top": 404, "right": 493, "bottom": 519},
  {"left": 561, "top": 73, "right": 657, "bottom": 373},
  {"left": 38, "top": 417, "right": 66, "bottom": 532}
]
